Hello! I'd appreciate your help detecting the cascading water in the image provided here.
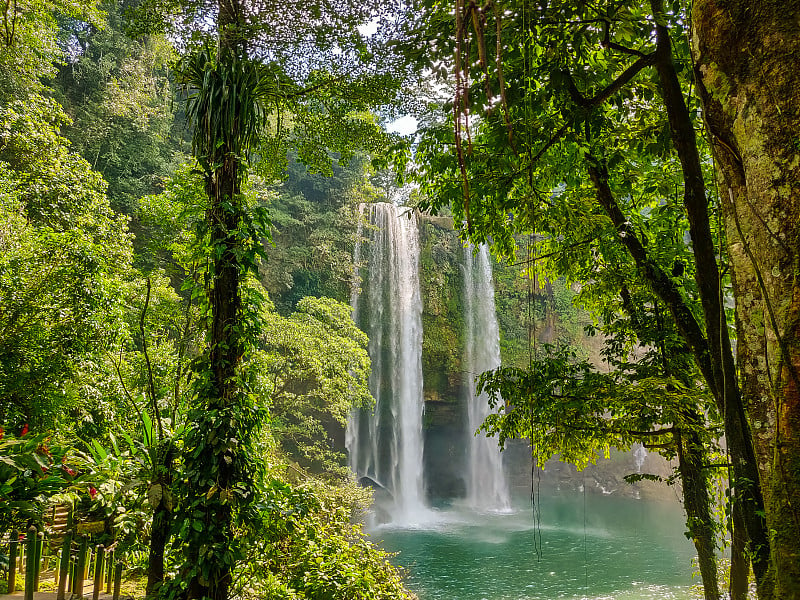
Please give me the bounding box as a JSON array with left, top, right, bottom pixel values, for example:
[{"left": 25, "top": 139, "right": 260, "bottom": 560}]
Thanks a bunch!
[
  {"left": 462, "top": 244, "right": 511, "bottom": 511},
  {"left": 633, "top": 444, "right": 648, "bottom": 472},
  {"left": 347, "top": 202, "right": 428, "bottom": 524}
]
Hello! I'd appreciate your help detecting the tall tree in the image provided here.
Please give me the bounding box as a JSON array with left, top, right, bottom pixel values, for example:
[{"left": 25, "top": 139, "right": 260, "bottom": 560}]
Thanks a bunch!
[
  {"left": 141, "top": 1, "right": 398, "bottom": 597},
  {"left": 692, "top": 1, "right": 800, "bottom": 597},
  {"left": 405, "top": 1, "right": 768, "bottom": 596}
]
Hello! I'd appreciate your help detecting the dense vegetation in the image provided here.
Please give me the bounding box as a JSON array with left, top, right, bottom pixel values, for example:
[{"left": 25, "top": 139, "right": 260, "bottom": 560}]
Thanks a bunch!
[
  {"left": 399, "top": 1, "right": 800, "bottom": 598},
  {"left": 2, "top": 0, "right": 799, "bottom": 599},
  {"left": 0, "top": 1, "right": 413, "bottom": 598}
]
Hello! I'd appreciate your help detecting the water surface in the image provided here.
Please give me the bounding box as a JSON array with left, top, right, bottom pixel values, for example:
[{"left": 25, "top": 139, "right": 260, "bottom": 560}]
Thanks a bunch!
[{"left": 369, "top": 490, "right": 698, "bottom": 600}]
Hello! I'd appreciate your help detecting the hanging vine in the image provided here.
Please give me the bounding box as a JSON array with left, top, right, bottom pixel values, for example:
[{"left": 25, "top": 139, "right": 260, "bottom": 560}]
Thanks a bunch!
[{"left": 452, "top": 0, "right": 518, "bottom": 233}]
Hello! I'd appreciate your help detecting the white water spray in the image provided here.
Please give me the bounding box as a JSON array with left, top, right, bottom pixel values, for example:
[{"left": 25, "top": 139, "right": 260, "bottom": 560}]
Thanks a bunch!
[
  {"left": 633, "top": 443, "right": 648, "bottom": 473},
  {"left": 347, "top": 203, "right": 428, "bottom": 524},
  {"left": 463, "top": 244, "right": 511, "bottom": 511}
]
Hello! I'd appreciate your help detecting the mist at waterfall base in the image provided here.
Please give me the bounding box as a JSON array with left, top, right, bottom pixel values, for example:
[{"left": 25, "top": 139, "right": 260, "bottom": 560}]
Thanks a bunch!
[{"left": 348, "top": 204, "right": 697, "bottom": 599}]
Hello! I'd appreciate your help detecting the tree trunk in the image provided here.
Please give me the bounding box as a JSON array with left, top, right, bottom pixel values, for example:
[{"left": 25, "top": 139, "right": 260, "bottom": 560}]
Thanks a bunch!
[
  {"left": 675, "top": 427, "right": 720, "bottom": 600},
  {"left": 146, "top": 444, "right": 174, "bottom": 598},
  {"left": 693, "top": 1, "right": 800, "bottom": 598},
  {"left": 186, "top": 3, "right": 245, "bottom": 598},
  {"left": 647, "top": 4, "right": 768, "bottom": 593},
  {"left": 650, "top": 304, "right": 720, "bottom": 600}
]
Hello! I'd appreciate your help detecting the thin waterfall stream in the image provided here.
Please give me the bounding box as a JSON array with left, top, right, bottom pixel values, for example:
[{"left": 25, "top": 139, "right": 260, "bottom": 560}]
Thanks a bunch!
[{"left": 462, "top": 243, "right": 510, "bottom": 511}]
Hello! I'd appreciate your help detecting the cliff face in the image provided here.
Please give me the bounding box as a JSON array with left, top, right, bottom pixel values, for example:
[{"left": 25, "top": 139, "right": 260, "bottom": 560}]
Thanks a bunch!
[
  {"left": 411, "top": 214, "right": 675, "bottom": 502},
  {"left": 415, "top": 214, "right": 594, "bottom": 499},
  {"left": 266, "top": 202, "right": 670, "bottom": 502},
  {"left": 417, "top": 215, "right": 467, "bottom": 498}
]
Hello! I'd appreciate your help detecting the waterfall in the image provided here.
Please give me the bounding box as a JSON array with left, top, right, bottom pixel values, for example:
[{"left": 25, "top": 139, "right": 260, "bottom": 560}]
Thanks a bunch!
[
  {"left": 463, "top": 244, "right": 511, "bottom": 511},
  {"left": 633, "top": 443, "right": 648, "bottom": 472},
  {"left": 347, "top": 202, "right": 428, "bottom": 524}
]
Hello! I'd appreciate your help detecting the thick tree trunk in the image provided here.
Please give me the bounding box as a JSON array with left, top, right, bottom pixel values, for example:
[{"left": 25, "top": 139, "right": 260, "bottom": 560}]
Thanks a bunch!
[
  {"left": 693, "top": 2, "right": 800, "bottom": 598},
  {"left": 186, "top": 154, "right": 241, "bottom": 600},
  {"left": 186, "top": 3, "right": 244, "bottom": 598},
  {"left": 647, "top": 2, "right": 768, "bottom": 593}
]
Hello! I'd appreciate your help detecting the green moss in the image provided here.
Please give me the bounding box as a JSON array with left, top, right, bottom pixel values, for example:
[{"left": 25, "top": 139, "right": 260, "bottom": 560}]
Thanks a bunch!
[{"left": 418, "top": 216, "right": 465, "bottom": 403}]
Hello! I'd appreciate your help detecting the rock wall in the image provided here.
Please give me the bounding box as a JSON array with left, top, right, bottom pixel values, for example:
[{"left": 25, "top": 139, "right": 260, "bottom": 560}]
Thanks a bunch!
[
  {"left": 415, "top": 213, "right": 674, "bottom": 503},
  {"left": 265, "top": 201, "right": 676, "bottom": 503}
]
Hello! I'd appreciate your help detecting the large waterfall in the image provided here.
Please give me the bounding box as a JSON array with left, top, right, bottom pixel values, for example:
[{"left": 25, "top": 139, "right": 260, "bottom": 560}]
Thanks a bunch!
[
  {"left": 463, "top": 244, "right": 510, "bottom": 511},
  {"left": 347, "top": 202, "right": 428, "bottom": 524}
]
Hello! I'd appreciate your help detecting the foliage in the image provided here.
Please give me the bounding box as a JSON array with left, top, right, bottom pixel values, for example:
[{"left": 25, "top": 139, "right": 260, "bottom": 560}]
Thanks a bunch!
[
  {"left": 478, "top": 344, "right": 718, "bottom": 467},
  {"left": 416, "top": 218, "right": 464, "bottom": 397},
  {"left": 262, "top": 156, "right": 382, "bottom": 313},
  {"left": 77, "top": 417, "right": 175, "bottom": 567},
  {"left": 237, "top": 477, "right": 415, "bottom": 600},
  {"left": 0, "top": 429, "right": 81, "bottom": 532},
  {"left": 0, "top": 95, "right": 132, "bottom": 432},
  {"left": 0, "top": 0, "right": 104, "bottom": 100},
  {"left": 255, "top": 296, "right": 373, "bottom": 478},
  {"left": 52, "top": 1, "right": 186, "bottom": 215}
]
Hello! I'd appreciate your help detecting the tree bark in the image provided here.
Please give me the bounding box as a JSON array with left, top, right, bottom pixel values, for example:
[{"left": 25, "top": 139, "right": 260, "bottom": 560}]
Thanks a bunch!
[
  {"left": 146, "top": 443, "right": 174, "bottom": 598},
  {"left": 693, "top": 1, "right": 800, "bottom": 598},
  {"left": 648, "top": 2, "right": 767, "bottom": 594},
  {"left": 675, "top": 427, "right": 720, "bottom": 600},
  {"left": 649, "top": 303, "right": 721, "bottom": 600}
]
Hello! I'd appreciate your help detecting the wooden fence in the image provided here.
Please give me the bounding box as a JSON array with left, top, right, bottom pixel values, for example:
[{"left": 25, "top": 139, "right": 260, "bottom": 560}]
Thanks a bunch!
[{"left": 2, "top": 526, "right": 124, "bottom": 599}]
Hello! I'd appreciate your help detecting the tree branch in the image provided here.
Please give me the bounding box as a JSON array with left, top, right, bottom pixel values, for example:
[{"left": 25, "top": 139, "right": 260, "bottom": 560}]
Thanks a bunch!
[
  {"left": 563, "top": 52, "right": 657, "bottom": 109},
  {"left": 140, "top": 278, "right": 164, "bottom": 443},
  {"left": 585, "top": 156, "right": 717, "bottom": 390}
]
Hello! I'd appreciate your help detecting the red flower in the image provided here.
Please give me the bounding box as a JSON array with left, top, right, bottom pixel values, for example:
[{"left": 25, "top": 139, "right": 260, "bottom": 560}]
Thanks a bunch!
[
  {"left": 20, "top": 423, "right": 29, "bottom": 436},
  {"left": 0, "top": 427, "right": 4, "bottom": 439},
  {"left": 36, "top": 443, "right": 52, "bottom": 459},
  {"left": 89, "top": 487, "right": 98, "bottom": 499},
  {"left": 63, "top": 465, "right": 77, "bottom": 477}
]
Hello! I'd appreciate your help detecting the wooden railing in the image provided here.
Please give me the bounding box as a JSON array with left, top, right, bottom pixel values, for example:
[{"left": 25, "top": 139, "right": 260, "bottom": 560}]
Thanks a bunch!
[{"left": 2, "top": 526, "right": 124, "bottom": 599}]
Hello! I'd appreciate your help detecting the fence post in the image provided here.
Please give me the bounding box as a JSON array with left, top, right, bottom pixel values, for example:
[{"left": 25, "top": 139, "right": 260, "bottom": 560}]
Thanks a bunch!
[
  {"left": 73, "top": 535, "right": 88, "bottom": 598},
  {"left": 7, "top": 529, "right": 19, "bottom": 594},
  {"left": 57, "top": 532, "right": 72, "bottom": 600},
  {"left": 68, "top": 550, "right": 75, "bottom": 597},
  {"left": 33, "top": 531, "right": 43, "bottom": 592},
  {"left": 92, "top": 545, "right": 104, "bottom": 600},
  {"left": 112, "top": 562, "right": 123, "bottom": 600},
  {"left": 17, "top": 537, "right": 24, "bottom": 575},
  {"left": 24, "top": 526, "right": 36, "bottom": 600},
  {"left": 105, "top": 551, "right": 113, "bottom": 594}
]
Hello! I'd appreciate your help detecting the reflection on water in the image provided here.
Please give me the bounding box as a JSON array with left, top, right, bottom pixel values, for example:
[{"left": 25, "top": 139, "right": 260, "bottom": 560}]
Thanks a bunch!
[{"left": 368, "top": 489, "right": 697, "bottom": 600}]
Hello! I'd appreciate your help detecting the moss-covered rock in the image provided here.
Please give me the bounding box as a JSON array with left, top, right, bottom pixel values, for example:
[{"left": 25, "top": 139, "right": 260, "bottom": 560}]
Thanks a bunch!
[{"left": 418, "top": 215, "right": 465, "bottom": 407}]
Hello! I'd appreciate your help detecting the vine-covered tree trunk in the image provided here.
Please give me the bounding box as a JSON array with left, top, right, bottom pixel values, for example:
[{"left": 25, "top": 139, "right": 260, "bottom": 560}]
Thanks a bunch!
[
  {"left": 184, "top": 3, "right": 246, "bottom": 599},
  {"left": 146, "top": 443, "right": 174, "bottom": 598},
  {"left": 674, "top": 427, "right": 720, "bottom": 600},
  {"left": 693, "top": 1, "right": 800, "bottom": 598},
  {"left": 648, "top": 2, "right": 766, "bottom": 594}
]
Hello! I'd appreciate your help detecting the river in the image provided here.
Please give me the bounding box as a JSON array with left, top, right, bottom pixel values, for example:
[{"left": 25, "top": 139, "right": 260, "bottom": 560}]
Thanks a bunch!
[{"left": 368, "top": 488, "right": 698, "bottom": 600}]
